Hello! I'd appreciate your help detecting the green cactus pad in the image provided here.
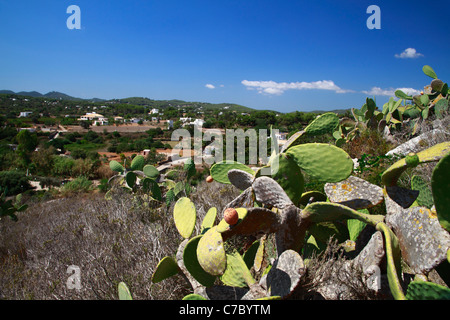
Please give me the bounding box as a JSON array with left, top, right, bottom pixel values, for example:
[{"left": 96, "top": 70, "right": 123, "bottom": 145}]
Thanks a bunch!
[
  {"left": 382, "top": 142, "right": 450, "bottom": 187},
  {"left": 423, "top": 65, "right": 438, "bottom": 79},
  {"left": 406, "top": 281, "right": 450, "bottom": 300},
  {"left": 411, "top": 175, "right": 434, "bottom": 209},
  {"left": 142, "top": 178, "right": 162, "bottom": 201},
  {"left": 298, "top": 190, "right": 327, "bottom": 207},
  {"left": 196, "top": 226, "right": 227, "bottom": 276},
  {"left": 109, "top": 160, "right": 124, "bottom": 173},
  {"left": 210, "top": 161, "right": 254, "bottom": 184},
  {"left": 301, "top": 202, "right": 384, "bottom": 226},
  {"left": 143, "top": 164, "right": 159, "bottom": 179},
  {"left": 165, "top": 188, "right": 175, "bottom": 206},
  {"left": 173, "top": 197, "right": 197, "bottom": 239},
  {"left": 279, "top": 130, "right": 305, "bottom": 153},
  {"left": 286, "top": 143, "right": 353, "bottom": 183},
  {"left": 220, "top": 251, "right": 255, "bottom": 288},
  {"left": 324, "top": 176, "right": 384, "bottom": 209},
  {"left": 118, "top": 282, "right": 133, "bottom": 300},
  {"left": 304, "top": 112, "right": 339, "bottom": 136},
  {"left": 130, "top": 155, "right": 145, "bottom": 171},
  {"left": 182, "top": 294, "right": 208, "bottom": 300},
  {"left": 431, "top": 151, "right": 450, "bottom": 232},
  {"left": 376, "top": 222, "right": 405, "bottom": 300},
  {"left": 184, "top": 158, "right": 196, "bottom": 179},
  {"left": 243, "top": 240, "right": 261, "bottom": 270},
  {"left": 151, "top": 256, "right": 180, "bottom": 283},
  {"left": 183, "top": 235, "right": 216, "bottom": 287},
  {"left": 201, "top": 207, "right": 217, "bottom": 234},
  {"left": 125, "top": 171, "right": 136, "bottom": 188},
  {"left": 268, "top": 153, "right": 305, "bottom": 205}
]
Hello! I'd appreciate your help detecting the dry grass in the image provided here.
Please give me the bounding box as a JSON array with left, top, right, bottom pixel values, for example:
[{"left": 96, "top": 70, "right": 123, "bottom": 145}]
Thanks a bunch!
[{"left": 0, "top": 191, "right": 190, "bottom": 300}]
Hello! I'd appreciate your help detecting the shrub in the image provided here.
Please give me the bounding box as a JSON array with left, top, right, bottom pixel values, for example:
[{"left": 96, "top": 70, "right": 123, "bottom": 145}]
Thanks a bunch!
[{"left": 0, "top": 171, "right": 32, "bottom": 196}]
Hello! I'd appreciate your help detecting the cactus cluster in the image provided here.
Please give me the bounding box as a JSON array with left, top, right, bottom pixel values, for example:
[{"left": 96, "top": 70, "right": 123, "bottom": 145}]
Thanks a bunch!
[
  {"left": 0, "top": 188, "right": 28, "bottom": 222},
  {"left": 144, "top": 114, "right": 449, "bottom": 300}
]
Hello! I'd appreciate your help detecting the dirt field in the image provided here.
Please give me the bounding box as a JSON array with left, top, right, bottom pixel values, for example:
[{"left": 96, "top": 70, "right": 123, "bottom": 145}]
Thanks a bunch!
[{"left": 64, "top": 123, "right": 166, "bottom": 133}]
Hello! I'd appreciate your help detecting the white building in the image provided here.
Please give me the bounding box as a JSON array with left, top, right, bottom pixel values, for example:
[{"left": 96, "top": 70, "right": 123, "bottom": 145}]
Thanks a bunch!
[
  {"left": 19, "top": 111, "right": 33, "bottom": 117},
  {"left": 78, "top": 112, "right": 109, "bottom": 126},
  {"left": 149, "top": 108, "right": 159, "bottom": 114}
]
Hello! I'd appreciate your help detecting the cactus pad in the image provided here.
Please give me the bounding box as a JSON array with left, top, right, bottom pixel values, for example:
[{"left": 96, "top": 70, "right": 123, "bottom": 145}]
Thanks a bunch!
[
  {"left": 197, "top": 226, "right": 227, "bottom": 276},
  {"left": 265, "top": 250, "right": 306, "bottom": 298},
  {"left": 382, "top": 142, "right": 450, "bottom": 187},
  {"left": 201, "top": 207, "right": 217, "bottom": 234},
  {"left": 118, "top": 282, "right": 133, "bottom": 300},
  {"left": 210, "top": 161, "right": 255, "bottom": 184},
  {"left": 411, "top": 175, "right": 434, "bottom": 209},
  {"left": 109, "top": 160, "right": 124, "bottom": 173},
  {"left": 304, "top": 112, "right": 339, "bottom": 136},
  {"left": 173, "top": 197, "right": 197, "bottom": 239},
  {"left": 324, "top": 176, "right": 384, "bottom": 209},
  {"left": 151, "top": 256, "right": 180, "bottom": 283},
  {"left": 130, "top": 155, "right": 145, "bottom": 171},
  {"left": 280, "top": 130, "right": 305, "bottom": 153},
  {"left": 406, "top": 281, "right": 450, "bottom": 300},
  {"left": 268, "top": 153, "right": 305, "bottom": 205},
  {"left": 252, "top": 176, "right": 293, "bottom": 209},
  {"left": 298, "top": 190, "right": 327, "bottom": 207},
  {"left": 286, "top": 143, "right": 353, "bottom": 183},
  {"left": 227, "top": 169, "right": 254, "bottom": 191},
  {"left": 220, "top": 251, "right": 255, "bottom": 288},
  {"left": 143, "top": 164, "right": 159, "bottom": 179},
  {"left": 384, "top": 192, "right": 450, "bottom": 274},
  {"left": 183, "top": 235, "right": 216, "bottom": 287},
  {"left": 125, "top": 171, "right": 136, "bottom": 188},
  {"left": 431, "top": 151, "right": 450, "bottom": 232}
]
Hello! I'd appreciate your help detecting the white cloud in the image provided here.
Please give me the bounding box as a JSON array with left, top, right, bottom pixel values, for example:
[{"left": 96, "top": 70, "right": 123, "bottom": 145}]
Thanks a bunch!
[
  {"left": 205, "top": 84, "right": 215, "bottom": 89},
  {"left": 241, "top": 80, "right": 352, "bottom": 95},
  {"left": 362, "top": 87, "right": 421, "bottom": 97},
  {"left": 395, "top": 48, "right": 424, "bottom": 59}
]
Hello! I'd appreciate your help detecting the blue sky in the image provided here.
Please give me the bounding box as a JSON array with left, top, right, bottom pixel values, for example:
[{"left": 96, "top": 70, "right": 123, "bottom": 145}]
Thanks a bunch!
[{"left": 1, "top": 0, "right": 449, "bottom": 113}]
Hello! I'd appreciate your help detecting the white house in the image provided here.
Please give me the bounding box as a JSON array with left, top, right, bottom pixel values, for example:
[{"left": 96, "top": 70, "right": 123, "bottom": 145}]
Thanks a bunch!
[
  {"left": 149, "top": 108, "right": 159, "bottom": 114},
  {"left": 19, "top": 111, "right": 33, "bottom": 117},
  {"left": 78, "top": 112, "right": 109, "bottom": 126}
]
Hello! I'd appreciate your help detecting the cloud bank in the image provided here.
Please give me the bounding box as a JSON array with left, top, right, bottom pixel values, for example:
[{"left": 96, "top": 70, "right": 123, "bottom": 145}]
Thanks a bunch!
[
  {"left": 241, "top": 80, "right": 352, "bottom": 95},
  {"left": 362, "top": 87, "right": 421, "bottom": 97},
  {"left": 395, "top": 48, "right": 423, "bottom": 59}
]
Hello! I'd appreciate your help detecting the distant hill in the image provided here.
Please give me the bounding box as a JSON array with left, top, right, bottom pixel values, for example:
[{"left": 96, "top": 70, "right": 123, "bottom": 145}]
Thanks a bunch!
[{"left": 0, "top": 90, "right": 102, "bottom": 102}]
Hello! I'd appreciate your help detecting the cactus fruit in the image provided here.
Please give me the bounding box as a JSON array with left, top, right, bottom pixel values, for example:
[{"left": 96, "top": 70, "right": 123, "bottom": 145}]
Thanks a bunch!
[
  {"left": 406, "top": 281, "right": 450, "bottom": 300},
  {"left": 130, "top": 155, "right": 145, "bottom": 171},
  {"left": 304, "top": 112, "right": 339, "bottom": 136},
  {"left": 173, "top": 197, "right": 196, "bottom": 239},
  {"left": 118, "top": 282, "right": 133, "bottom": 300},
  {"left": 431, "top": 151, "right": 450, "bottom": 232},
  {"left": 152, "top": 256, "right": 180, "bottom": 283},
  {"left": 196, "top": 226, "right": 227, "bottom": 276},
  {"left": 183, "top": 235, "right": 216, "bottom": 287},
  {"left": 224, "top": 208, "right": 239, "bottom": 225},
  {"left": 206, "top": 175, "right": 213, "bottom": 183},
  {"left": 210, "top": 161, "right": 255, "bottom": 184},
  {"left": 109, "top": 160, "right": 124, "bottom": 173},
  {"left": 286, "top": 143, "right": 353, "bottom": 183}
]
